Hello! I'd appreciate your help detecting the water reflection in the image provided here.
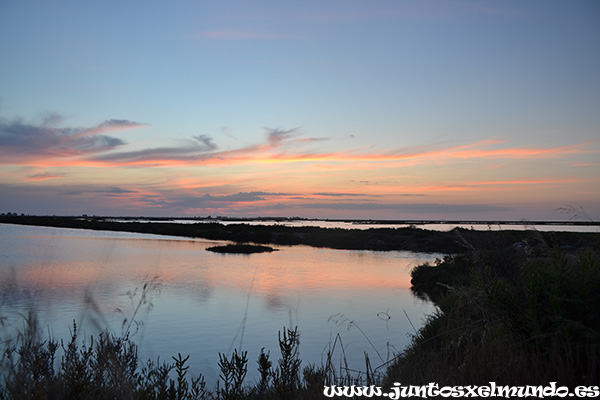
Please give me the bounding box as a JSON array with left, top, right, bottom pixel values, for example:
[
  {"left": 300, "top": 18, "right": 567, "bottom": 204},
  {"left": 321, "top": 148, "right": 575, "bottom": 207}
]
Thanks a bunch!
[{"left": 0, "top": 223, "right": 438, "bottom": 386}]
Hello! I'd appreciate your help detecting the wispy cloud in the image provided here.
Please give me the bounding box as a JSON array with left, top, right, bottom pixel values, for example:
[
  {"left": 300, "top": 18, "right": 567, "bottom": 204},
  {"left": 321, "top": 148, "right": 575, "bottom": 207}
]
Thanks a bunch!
[
  {"left": 217, "top": 137, "right": 595, "bottom": 167},
  {"left": 89, "top": 127, "right": 326, "bottom": 166},
  {"left": 158, "top": 190, "right": 293, "bottom": 213},
  {"left": 209, "top": 137, "right": 595, "bottom": 169},
  {"left": 201, "top": 191, "right": 278, "bottom": 202},
  {"left": 76, "top": 119, "right": 146, "bottom": 137},
  {"left": 0, "top": 116, "right": 146, "bottom": 166},
  {"left": 266, "top": 127, "right": 300, "bottom": 146},
  {"left": 59, "top": 186, "right": 139, "bottom": 196},
  {"left": 92, "top": 135, "right": 217, "bottom": 166},
  {"left": 467, "top": 178, "right": 584, "bottom": 186},
  {"left": 314, "top": 192, "right": 376, "bottom": 197},
  {"left": 408, "top": 178, "right": 587, "bottom": 194},
  {"left": 295, "top": 202, "right": 513, "bottom": 213},
  {"left": 25, "top": 172, "right": 65, "bottom": 181}
]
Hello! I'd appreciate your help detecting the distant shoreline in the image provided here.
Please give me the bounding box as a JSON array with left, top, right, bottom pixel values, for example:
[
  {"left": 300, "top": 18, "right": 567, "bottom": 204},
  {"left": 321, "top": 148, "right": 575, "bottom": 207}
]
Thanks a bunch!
[
  {"left": 11, "top": 214, "right": 599, "bottom": 226},
  {"left": 1, "top": 215, "right": 598, "bottom": 254},
  {"left": 2, "top": 212, "right": 598, "bottom": 226}
]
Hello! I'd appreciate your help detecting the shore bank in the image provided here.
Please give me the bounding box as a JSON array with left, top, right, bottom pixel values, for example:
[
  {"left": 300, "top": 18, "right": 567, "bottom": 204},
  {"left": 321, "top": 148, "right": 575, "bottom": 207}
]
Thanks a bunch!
[
  {"left": 385, "top": 239, "right": 600, "bottom": 386},
  {"left": 1, "top": 215, "right": 599, "bottom": 254}
]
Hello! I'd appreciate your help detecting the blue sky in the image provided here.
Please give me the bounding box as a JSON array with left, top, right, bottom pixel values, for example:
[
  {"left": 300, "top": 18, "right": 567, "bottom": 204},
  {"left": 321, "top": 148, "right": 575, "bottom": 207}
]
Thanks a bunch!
[{"left": 1, "top": 0, "right": 599, "bottom": 219}]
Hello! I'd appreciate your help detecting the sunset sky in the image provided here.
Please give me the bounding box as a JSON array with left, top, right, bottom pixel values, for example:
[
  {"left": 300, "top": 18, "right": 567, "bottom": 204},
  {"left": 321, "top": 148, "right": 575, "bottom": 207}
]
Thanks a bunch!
[{"left": 1, "top": 0, "right": 599, "bottom": 220}]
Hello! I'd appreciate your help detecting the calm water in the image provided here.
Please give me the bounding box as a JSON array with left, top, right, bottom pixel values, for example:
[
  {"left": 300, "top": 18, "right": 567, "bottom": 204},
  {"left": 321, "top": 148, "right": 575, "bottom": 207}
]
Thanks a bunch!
[{"left": 0, "top": 223, "right": 438, "bottom": 386}]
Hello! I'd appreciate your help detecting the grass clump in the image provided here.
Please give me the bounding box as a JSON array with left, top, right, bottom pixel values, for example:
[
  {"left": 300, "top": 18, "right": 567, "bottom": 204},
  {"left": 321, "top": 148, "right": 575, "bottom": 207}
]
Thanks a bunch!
[
  {"left": 384, "top": 244, "right": 600, "bottom": 386},
  {"left": 0, "top": 319, "right": 379, "bottom": 399}
]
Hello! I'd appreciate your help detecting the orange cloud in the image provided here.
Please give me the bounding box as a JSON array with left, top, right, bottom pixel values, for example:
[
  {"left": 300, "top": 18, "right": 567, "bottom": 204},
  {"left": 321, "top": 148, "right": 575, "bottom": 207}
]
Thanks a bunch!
[
  {"left": 26, "top": 172, "right": 65, "bottom": 181},
  {"left": 183, "top": 139, "right": 594, "bottom": 168},
  {"left": 403, "top": 178, "right": 585, "bottom": 194},
  {"left": 469, "top": 178, "right": 584, "bottom": 185}
]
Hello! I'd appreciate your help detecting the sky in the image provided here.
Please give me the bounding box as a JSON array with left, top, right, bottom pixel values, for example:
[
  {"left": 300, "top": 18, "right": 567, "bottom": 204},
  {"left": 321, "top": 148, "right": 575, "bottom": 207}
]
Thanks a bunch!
[{"left": 1, "top": 0, "right": 599, "bottom": 220}]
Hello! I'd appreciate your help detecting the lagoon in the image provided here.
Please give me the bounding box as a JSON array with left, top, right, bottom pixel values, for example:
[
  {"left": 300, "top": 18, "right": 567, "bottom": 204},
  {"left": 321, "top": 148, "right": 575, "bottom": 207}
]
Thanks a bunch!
[{"left": 0, "top": 223, "right": 438, "bottom": 386}]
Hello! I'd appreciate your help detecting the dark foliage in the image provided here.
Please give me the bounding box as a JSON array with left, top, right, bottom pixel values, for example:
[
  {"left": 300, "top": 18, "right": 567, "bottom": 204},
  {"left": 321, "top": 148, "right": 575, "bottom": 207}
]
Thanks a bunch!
[{"left": 386, "top": 242, "right": 600, "bottom": 386}]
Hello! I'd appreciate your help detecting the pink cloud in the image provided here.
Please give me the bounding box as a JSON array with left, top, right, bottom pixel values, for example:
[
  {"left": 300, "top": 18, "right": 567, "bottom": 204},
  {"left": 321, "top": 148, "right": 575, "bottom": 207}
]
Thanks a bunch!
[{"left": 26, "top": 172, "right": 65, "bottom": 181}]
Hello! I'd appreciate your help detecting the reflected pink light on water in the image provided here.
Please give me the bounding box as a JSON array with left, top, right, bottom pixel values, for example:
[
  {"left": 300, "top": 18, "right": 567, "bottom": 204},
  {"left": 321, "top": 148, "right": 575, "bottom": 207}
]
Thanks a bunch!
[
  {"left": 0, "top": 224, "right": 437, "bottom": 386},
  {"left": 13, "top": 239, "right": 418, "bottom": 302}
]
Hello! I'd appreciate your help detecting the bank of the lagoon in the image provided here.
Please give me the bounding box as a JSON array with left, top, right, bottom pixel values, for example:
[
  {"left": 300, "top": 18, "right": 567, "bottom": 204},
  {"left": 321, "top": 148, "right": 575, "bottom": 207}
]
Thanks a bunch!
[
  {"left": 386, "top": 238, "right": 600, "bottom": 387},
  {"left": 1, "top": 215, "right": 598, "bottom": 254}
]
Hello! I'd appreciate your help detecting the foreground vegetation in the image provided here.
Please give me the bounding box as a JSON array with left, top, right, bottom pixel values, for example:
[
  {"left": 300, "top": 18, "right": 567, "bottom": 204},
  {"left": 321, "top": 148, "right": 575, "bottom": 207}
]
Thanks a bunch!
[
  {"left": 386, "top": 232, "right": 600, "bottom": 386},
  {"left": 0, "top": 320, "right": 378, "bottom": 400}
]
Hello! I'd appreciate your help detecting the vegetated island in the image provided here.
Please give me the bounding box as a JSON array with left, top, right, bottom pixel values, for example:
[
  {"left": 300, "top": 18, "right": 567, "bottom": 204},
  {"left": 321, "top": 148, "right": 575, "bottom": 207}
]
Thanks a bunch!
[
  {"left": 0, "top": 214, "right": 599, "bottom": 254},
  {"left": 206, "top": 243, "right": 278, "bottom": 254}
]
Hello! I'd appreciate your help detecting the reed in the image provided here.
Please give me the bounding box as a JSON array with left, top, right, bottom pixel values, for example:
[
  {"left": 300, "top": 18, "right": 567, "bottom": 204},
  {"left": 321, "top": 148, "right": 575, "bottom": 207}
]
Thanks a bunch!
[{"left": 0, "top": 318, "right": 380, "bottom": 399}]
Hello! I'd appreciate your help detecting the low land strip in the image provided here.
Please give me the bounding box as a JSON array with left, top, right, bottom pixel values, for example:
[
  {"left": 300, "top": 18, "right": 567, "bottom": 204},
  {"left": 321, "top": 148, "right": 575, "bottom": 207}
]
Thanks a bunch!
[{"left": 1, "top": 215, "right": 598, "bottom": 254}]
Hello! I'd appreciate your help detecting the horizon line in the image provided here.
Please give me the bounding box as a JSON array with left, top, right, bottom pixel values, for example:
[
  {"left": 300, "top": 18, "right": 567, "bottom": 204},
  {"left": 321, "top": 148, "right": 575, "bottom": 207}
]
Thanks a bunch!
[{"left": 1, "top": 214, "right": 598, "bottom": 226}]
